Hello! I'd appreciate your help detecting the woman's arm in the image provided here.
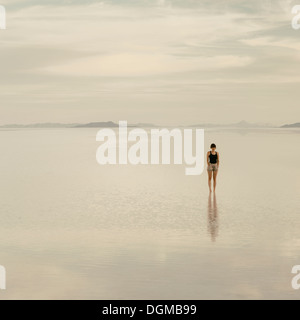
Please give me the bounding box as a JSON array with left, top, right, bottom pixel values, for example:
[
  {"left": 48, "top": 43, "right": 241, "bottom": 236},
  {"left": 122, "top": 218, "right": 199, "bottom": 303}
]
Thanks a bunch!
[
  {"left": 207, "top": 152, "right": 210, "bottom": 165},
  {"left": 217, "top": 152, "right": 220, "bottom": 166}
]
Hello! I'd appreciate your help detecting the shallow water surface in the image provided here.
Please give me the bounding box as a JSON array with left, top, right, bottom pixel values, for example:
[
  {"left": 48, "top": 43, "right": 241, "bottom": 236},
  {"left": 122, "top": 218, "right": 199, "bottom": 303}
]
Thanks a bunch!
[{"left": 0, "top": 128, "right": 299, "bottom": 299}]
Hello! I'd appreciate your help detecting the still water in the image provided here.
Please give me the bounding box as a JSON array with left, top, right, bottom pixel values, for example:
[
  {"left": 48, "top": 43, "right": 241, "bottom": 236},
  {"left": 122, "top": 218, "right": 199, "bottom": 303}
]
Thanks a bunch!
[{"left": 0, "top": 128, "right": 299, "bottom": 299}]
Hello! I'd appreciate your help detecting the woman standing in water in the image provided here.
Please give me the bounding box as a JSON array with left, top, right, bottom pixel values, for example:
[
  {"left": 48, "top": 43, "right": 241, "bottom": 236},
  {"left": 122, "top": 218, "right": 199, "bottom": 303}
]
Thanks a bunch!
[{"left": 207, "top": 143, "right": 219, "bottom": 192}]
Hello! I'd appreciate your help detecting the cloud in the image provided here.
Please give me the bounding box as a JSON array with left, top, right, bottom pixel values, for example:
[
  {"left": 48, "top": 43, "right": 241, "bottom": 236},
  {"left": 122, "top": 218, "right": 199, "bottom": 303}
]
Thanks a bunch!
[
  {"left": 40, "top": 53, "right": 252, "bottom": 77},
  {"left": 0, "top": 0, "right": 300, "bottom": 124}
]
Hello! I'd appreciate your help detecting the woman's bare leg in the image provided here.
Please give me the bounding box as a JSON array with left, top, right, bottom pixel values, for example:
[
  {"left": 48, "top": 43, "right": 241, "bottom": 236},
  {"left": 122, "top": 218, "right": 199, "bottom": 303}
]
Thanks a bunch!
[
  {"left": 213, "top": 170, "right": 218, "bottom": 192},
  {"left": 208, "top": 170, "right": 212, "bottom": 192}
]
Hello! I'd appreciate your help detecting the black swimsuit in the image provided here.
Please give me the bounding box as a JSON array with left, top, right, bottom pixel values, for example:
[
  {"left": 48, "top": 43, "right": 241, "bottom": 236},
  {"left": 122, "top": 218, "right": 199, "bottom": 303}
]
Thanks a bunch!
[{"left": 209, "top": 151, "right": 218, "bottom": 164}]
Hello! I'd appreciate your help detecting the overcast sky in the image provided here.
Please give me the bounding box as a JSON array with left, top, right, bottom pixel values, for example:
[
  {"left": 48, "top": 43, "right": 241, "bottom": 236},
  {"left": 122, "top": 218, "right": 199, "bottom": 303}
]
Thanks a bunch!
[{"left": 0, "top": 0, "right": 299, "bottom": 125}]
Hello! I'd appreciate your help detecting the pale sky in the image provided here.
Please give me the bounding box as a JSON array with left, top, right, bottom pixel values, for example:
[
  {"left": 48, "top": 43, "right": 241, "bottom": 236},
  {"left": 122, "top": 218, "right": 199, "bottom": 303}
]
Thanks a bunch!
[{"left": 0, "top": 0, "right": 299, "bottom": 125}]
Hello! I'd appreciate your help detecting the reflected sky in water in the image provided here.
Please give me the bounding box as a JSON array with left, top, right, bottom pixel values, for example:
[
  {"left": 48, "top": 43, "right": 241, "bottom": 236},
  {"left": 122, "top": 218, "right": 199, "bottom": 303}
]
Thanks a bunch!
[{"left": 0, "top": 128, "right": 300, "bottom": 299}]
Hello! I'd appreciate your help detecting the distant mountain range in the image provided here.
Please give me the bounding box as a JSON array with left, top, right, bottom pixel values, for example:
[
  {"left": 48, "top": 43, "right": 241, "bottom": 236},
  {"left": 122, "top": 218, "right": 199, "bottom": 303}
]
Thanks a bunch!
[
  {"left": 74, "top": 121, "right": 119, "bottom": 128},
  {"left": 0, "top": 122, "right": 156, "bottom": 129},
  {"left": 131, "top": 123, "right": 156, "bottom": 128},
  {"left": 190, "top": 120, "right": 272, "bottom": 128},
  {"left": 0, "top": 121, "right": 154, "bottom": 128},
  {"left": 0, "top": 120, "right": 298, "bottom": 129},
  {"left": 0, "top": 123, "right": 79, "bottom": 128},
  {"left": 75, "top": 122, "right": 155, "bottom": 128},
  {"left": 0, "top": 122, "right": 119, "bottom": 128},
  {"left": 280, "top": 122, "right": 300, "bottom": 128}
]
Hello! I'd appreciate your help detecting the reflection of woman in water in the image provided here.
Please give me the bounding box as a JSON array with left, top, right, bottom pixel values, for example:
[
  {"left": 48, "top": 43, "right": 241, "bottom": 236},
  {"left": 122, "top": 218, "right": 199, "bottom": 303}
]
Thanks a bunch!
[
  {"left": 207, "top": 143, "right": 219, "bottom": 192},
  {"left": 207, "top": 193, "right": 218, "bottom": 242}
]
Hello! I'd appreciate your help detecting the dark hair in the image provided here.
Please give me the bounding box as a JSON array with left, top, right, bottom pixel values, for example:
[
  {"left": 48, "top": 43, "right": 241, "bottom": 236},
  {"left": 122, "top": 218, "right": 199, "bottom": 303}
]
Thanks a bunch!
[{"left": 210, "top": 143, "right": 216, "bottom": 149}]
